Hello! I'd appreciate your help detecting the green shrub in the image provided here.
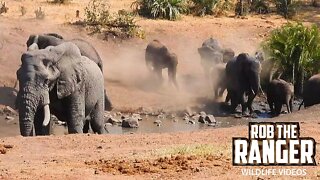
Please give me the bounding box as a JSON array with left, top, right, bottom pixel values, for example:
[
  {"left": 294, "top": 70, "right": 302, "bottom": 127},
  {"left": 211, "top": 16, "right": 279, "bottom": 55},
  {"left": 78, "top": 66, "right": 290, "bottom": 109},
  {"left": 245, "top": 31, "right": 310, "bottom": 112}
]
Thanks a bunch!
[
  {"left": 131, "top": 0, "right": 188, "bottom": 20},
  {"left": 262, "top": 22, "right": 320, "bottom": 94},
  {"left": 83, "top": 0, "right": 144, "bottom": 39}
]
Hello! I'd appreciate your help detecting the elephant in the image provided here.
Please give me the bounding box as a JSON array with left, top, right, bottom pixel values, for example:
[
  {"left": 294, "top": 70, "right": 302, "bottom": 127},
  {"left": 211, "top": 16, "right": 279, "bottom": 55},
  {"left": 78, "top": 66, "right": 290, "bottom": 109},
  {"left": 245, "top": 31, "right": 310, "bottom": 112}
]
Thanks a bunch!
[
  {"left": 25, "top": 33, "right": 112, "bottom": 110},
  {"left": 225, "top": 53, "right": 261, "bottom": 115},
  {"left": 145, "top": 40, "right": 179, "bottom": 89},
  {"left": 266, "top": 79, "right": 294, "bottom": 116},
  {"left": 16, "top": 42, "right": 106, "bottom": 136},
  {"left": 210, "top": 63, "right": 227, "bottom": 99},
  {"left": 299, "top": 74, "right": 320, "bottom": 109},
  {"left": 198, "top": 38, "right": 235, "bottom": 77}
]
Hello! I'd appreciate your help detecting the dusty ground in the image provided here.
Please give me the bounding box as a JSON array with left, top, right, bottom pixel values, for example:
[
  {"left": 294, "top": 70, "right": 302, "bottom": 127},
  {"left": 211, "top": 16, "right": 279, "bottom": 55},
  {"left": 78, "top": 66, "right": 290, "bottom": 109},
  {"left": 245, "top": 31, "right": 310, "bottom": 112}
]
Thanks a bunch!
[{"left": 0, "top": 0, "right": 319, "bottom": 179}]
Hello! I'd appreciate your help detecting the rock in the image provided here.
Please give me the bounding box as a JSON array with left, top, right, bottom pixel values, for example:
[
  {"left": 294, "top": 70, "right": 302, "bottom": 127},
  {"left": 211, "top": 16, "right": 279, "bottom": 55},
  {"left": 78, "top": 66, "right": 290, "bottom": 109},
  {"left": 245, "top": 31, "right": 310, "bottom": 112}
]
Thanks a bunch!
[
  {"left": 172, "top": 118, "right": 178, "bottom": 122},
  {"left": 198, "top": 115, "right": 207, "bottom": 124},
  {"left": 106, "top": 117, "right": 121, "bottom": 125},
  {"left": 205, "top": 115, "right": 216, "bottom": 124},
  {"left": 183, "top": 116, "right": 189, "bottom": 121},
  {"left": 188, "top": 120, "right": 196, "bottom": 124},
  {"left": 157, "top": 114, "right": 165, "bottom": 119},
  {"left": 121, "top": 117, "right": 139, "bottom": 128},
  {"left": 5, "top": 116, "right": 14, "bottom": 121},
  {"left": 4, "top": 106, "right": 17, "bottom": 115},
  {"left": 116, "top": 112, "right": 122, "bottom": 116},
  {"left": 208, "top": 123, "right": 216, "bottom": 127},
  {"left": 154, "top": 119, "right": 162, "bottom": 125},
  {"left": 105, "top": 123, "right": 113, "bottom": 126},
  {"left": 199, "top": 111, "right": 206, "bottom": 116},
  {"left": 56, "top": 121, "right": 66, "bottom": 126},
  {"left": 104, "top": 113, "right": 112, "bottom": 119},
  {"left": 132, "top": 113, "right": 142, "bottom": 121}
]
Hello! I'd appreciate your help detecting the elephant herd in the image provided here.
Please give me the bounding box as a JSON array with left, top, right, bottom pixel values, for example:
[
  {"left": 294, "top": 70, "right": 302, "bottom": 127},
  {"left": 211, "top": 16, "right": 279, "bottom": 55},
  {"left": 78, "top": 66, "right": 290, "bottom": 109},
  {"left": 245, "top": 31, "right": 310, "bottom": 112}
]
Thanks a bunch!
[{"left": 13, "top": 34, "right": 320, "bottom": 137}]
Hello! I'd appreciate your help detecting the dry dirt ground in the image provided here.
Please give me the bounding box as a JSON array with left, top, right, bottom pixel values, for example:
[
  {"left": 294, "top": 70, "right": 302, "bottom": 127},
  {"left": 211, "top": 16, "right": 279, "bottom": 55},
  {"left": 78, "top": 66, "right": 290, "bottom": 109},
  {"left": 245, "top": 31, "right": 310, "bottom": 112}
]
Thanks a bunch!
[{"left": 0, "top": 0, "right": 320, "bottom": 179}]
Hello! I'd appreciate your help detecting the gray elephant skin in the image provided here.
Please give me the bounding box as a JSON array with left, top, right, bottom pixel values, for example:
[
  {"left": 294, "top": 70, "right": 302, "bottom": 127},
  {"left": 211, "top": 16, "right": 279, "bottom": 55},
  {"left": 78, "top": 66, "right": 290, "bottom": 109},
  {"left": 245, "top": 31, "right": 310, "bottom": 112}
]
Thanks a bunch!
[
  {"left": 198, "top": 38, "right": 235, "bottom": 77},
  {"left": 26, "top": 33, "right": 112, "bottom": 110},
  {"left": 16, "top": 42, "right": 106, "bottom": 136},
  {"left": 145, "top": 40, "right": 178, "bottom": 89},
  {"left": 299, "top": 74, "right": 320, "bottom": 109},
  {"left": 226, "top": 53, "right": 261, "bottom": 114},
  {"left": 266, "top": 79, "right": 294, "bottom": 116}
]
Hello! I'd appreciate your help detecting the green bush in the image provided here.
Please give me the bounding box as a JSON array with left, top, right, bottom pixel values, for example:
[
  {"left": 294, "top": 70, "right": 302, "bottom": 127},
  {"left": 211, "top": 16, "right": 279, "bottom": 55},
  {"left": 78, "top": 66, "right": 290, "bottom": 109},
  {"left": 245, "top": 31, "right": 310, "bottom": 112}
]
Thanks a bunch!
[
  {"left": 262, "top": 22, "right": 320, "bottom": 94},
  {"left": 83, "top": 0, "right": 144, "bottom": 39},
  {"left": 131, "top": 0, "right": 188, "bottom": 20}
]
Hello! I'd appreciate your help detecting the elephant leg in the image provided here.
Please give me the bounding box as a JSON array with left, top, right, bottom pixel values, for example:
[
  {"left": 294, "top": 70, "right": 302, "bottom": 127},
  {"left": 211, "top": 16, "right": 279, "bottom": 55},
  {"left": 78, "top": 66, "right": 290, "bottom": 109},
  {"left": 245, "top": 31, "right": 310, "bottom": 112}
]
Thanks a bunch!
[
  {"left": 229, "top": 90, "right": 238, "bottom": 112},
  {"left": 289, "top": 98, "right": 293, "bottom": 113},
  {"left": 90, "top": 101, "right": 105, "bottom": 134},
  {"left": 83, "top": 120, "right": 90, "bottom": 133},
  {"left": 154, "top": 68, "right": 163, "bottom": 83},
  {"left": 240, "top": 93, "right": 248, "bottom": 115},
  {"left": 287, "top": 97, "right": 293, "bottom": 113},
  {"left": 274, "top": 103, "right": 282, "bottom": 115},
  {"left": 247, "top": 93, "right": 256, "bottom": 114},
  {"left": 267, "top": 98, "right": 274, "bottom": 114},
  {"left": 67, "top": 95, "right": 85, "bottom": 134},
  {"left": 104, "top": 90, "right": 113, "bottom": 111}
]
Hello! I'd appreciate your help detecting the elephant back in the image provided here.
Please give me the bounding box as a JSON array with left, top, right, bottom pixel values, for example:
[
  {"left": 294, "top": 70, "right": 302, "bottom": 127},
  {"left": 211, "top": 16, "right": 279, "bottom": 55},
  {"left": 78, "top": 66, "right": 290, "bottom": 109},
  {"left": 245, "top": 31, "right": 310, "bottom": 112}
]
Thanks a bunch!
[
  {"left": 70, "top": 39, "right": 102, "bottom": 69},
  {"left": 201, "top": 38, "right": 222, "bottom": 52}
]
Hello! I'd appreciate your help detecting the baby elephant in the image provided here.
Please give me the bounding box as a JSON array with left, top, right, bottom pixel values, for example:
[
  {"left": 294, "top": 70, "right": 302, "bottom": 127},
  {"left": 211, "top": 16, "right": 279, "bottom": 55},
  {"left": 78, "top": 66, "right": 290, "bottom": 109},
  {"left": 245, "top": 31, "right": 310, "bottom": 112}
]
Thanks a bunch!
[
  {"left": 266, "top": 79, "right": 294, "bottom": 116},
  {"left": 145, "top": 40, "right": 178, "bottom": 89}
]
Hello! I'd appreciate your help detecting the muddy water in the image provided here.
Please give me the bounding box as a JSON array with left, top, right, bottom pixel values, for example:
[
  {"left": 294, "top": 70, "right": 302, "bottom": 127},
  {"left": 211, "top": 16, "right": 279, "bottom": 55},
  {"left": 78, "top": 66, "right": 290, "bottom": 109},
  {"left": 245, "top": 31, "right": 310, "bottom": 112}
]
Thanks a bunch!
[{"left": 0, "top": 113, "right": 271, "bottom": 137}]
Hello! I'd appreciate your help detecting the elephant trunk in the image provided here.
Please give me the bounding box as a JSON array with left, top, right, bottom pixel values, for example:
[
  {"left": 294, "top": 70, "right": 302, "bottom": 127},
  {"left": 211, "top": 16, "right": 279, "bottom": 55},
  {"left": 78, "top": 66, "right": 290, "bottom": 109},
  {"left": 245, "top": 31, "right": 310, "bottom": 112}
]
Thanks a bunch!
[
  {"left": 18, "top": 84, "right": 50, "bottom": 136},
  {"left": 18, "top": 88, "right": 39, "bottom": 136}
]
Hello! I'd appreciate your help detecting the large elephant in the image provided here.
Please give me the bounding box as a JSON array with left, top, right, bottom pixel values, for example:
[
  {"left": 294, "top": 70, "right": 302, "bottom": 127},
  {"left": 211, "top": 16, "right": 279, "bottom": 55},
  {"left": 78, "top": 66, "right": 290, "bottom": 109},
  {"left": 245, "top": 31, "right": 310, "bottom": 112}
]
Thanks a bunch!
[
  {"left": 226, "top": 53, "right": 261, "bottom": 115},
  {"left": 299, "top": 74, "right": 320, "bottom": 109},
  {"left": 198, "top": 38, "right": 235, "bottom": 77},
  {"left": 16, "top": 42, "right": 106, "bottom": 136},
  {"left": 26, "top": 33, "right": 112, "bottom": 110},
  {"left": 145, "top": 40, "right": 178, "bottom": 89},
  {"left": 266, "top": 79, "right": 294, "bottom": 116}
]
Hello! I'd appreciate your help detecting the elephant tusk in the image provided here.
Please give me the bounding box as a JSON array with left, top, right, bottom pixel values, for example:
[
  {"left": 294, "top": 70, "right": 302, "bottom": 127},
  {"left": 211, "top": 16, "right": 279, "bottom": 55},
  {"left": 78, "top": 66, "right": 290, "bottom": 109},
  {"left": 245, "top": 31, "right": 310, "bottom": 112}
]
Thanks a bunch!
[
  {"left": 42, "top": 104, "right": 51, "bottom": 126},
  {"left": 27, "top": 43, "right": 39, "bottom": 51}
]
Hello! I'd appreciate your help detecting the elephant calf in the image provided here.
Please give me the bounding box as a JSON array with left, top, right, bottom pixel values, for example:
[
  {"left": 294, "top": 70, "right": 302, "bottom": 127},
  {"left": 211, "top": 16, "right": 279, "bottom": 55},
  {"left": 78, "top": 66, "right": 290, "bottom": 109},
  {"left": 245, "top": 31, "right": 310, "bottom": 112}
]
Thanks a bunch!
[
  {"left": 145, "top": 40, "right": 178, "bottom": 89},
  {"left": 266, "top": 79, "right": 294, "bottom": 116}
]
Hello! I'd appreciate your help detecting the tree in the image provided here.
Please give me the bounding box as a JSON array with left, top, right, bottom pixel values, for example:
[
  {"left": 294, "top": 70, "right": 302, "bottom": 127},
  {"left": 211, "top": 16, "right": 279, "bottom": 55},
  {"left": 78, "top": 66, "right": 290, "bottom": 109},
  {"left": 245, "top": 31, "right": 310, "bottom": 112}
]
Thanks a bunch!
[{"left": 262, "top": 22, "right": 320, "bottom": 95}]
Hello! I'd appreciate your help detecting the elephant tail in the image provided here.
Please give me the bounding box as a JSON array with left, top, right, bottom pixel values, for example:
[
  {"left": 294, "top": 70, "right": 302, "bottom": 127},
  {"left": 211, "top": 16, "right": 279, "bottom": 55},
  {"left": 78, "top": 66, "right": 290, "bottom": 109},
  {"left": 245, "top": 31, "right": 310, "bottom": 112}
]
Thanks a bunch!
[{"left": 298, "top": 100, "right": 304, "bottom": 110}]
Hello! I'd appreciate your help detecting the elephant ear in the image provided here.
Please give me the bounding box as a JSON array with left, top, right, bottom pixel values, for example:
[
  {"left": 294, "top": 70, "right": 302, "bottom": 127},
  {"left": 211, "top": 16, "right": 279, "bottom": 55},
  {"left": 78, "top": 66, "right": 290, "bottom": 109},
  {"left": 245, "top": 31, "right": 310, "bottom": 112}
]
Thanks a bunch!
[{"left": 56, "top": 62, "right": 84, "bottom": 99}]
